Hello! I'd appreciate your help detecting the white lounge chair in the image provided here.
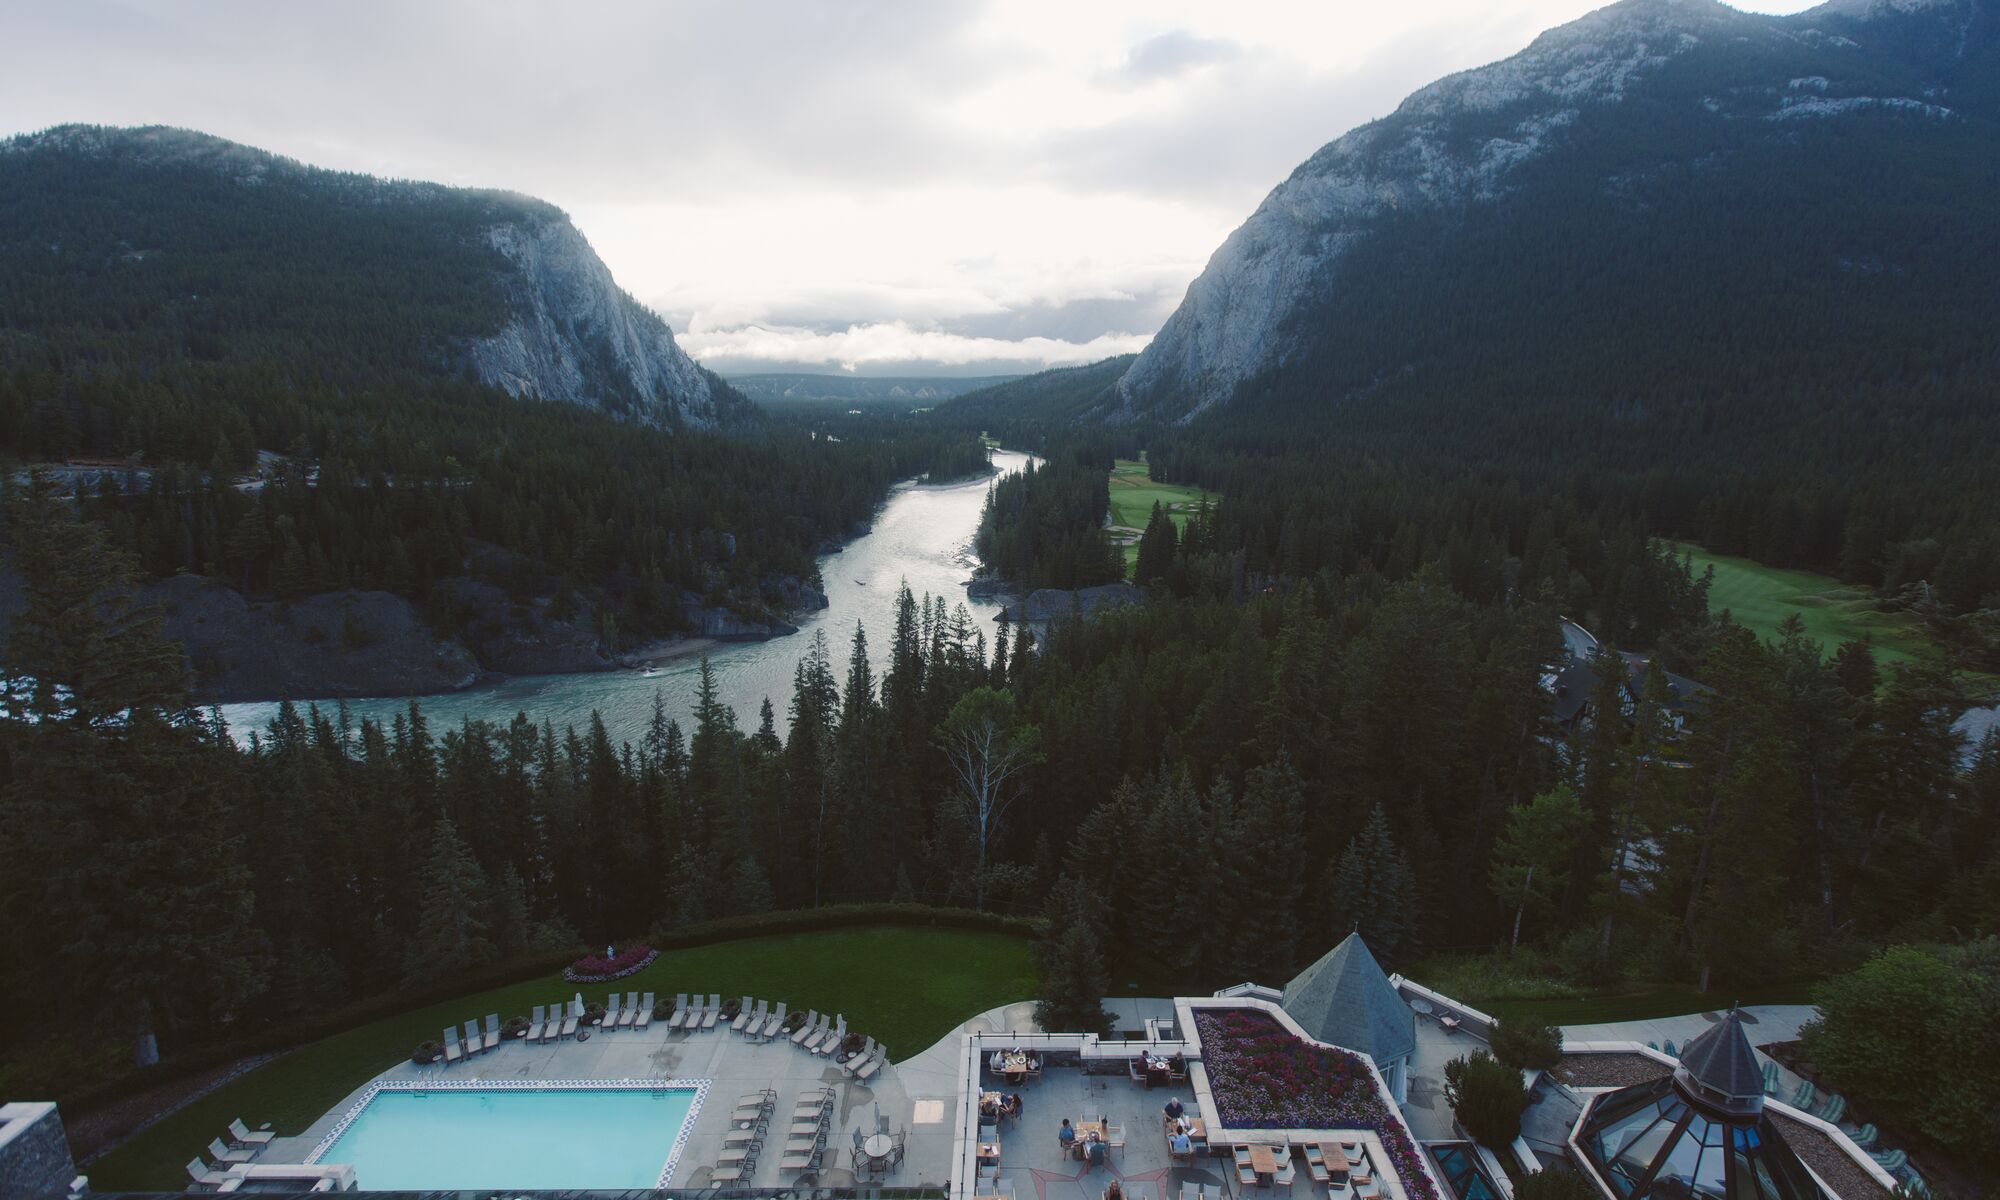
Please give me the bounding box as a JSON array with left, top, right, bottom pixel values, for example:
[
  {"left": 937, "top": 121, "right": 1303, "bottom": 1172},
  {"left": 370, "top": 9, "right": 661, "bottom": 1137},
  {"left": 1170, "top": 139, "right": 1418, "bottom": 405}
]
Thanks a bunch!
[
  {"left": 462, "top": 1020, "right": 484, "bottom": 1056},
  {"left": 840, "top": 1036, "right": 875, "bottom": 1076},
  {"left": 761, "top": 1000, "right": 788, "bottom": 1039},
  {"left": 561, "top": 999, "right": 580, "bottom": 1039},
  {"left": 702, "top": 993, "right": 722, "bottom": 1029},
  {"left": 817, "top": 1014, "right": 847, "bottom": 1055},
  {"left": 603, "top": 993, "right": 622, "bottom": 1031},
  {"left": 188, "top": 1157, "right": 233, "bottom": 1189},
  {"left": 667, "top": 993, "right": 691, "bottom": 1029},
  {"left": 739, "top": 998, "right": 767, "bottom": 1036},
  {"left": 209, "top": 1136, "right": 254, "bottom": 1165},
  {"left": 732, "top": 995, "right": 757, "bottom": 1032},
  {"left": 792, "top": 1009, "right": 820, "bottom": 1045},
  {"left": 482, "top": 1012, "right": 501, "bottom": 1051},
  {"left": 635, "top": 992, "right": 656, "bottom": 1030},
  {"left": 441, "top": 1027, "right": 463, "bottom": 1064},
  {"left": 228, "top": 1118, "right": 275, "bottom": 1148},
  {"left": 855, "top": 1051, "right": 883, "bottom": 1081},
  {"left": 525, "top": 1004, "right": 546, "bottom": 1042},
  {"left": 619, "top": 991, "right": 639, "bottom": 1028}
]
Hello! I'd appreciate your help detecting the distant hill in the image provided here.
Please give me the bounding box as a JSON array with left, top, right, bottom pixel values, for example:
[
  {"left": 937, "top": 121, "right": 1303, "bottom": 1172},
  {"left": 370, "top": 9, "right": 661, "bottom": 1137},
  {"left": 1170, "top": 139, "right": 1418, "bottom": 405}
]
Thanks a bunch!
[
  {"left": 936, "top": 355, "right": 1137, "bottom": 427},
  {"left": 730, "top": 373, "right": 1022, "bottom": 409},
  {"left": 0, "top": 124, "right": 744, "bottom": 431}
]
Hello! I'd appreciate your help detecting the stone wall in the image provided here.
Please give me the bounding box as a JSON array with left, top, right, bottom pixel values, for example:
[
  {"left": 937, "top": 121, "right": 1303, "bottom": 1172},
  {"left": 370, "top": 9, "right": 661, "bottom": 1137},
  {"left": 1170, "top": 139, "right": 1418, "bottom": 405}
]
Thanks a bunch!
[{"left": 0, "top": 1102, "right": 77, "bottom": 1200}]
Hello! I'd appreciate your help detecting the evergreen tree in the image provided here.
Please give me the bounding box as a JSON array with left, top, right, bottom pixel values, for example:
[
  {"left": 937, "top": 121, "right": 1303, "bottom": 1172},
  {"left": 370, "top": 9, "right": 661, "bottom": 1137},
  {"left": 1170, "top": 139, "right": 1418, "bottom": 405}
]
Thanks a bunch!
[
  {"left": 408, "top": 814, "right": 491, "bottom": 978},
  {"left": 1034, "top": 876, "right": 1112, "bottom": 1034},
  {"left": 1327, "top": 806, "right": 1417, "bottom": 959}
]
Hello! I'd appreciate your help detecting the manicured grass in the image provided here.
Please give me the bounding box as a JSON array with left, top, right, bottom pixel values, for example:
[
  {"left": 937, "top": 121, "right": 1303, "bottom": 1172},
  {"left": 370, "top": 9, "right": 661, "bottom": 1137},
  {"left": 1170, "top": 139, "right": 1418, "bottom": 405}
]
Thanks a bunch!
[
  {"left": 88, "top": 926, "right": 1035, "bottom": 1191},
  {"left": 1671, "top": 542, "right": 1932, "bottom": 667},
  {"left": 1109, "top": 456, "right": 1214, "bottom": 571},
  {"left": 1479, "top": 980, "right": 1819, "bottom": 1029}
]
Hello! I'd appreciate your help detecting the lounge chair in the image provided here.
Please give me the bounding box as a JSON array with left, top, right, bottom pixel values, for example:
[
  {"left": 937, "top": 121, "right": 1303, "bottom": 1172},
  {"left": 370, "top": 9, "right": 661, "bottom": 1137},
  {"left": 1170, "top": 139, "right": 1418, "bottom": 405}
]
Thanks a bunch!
[
  {"left": 712, "top": 1165, "right": 751, "bottom": 1184},
  {"left": 802, "top": 1012, "right": 832, "bottom": 1052},
  {"left": 1663, "top": 1040, "right": 1678, "bottom": 1058},
  {"left": 1788, "top": 1081, "right": 1816, "bottom": 1109},
  {"left": 619, "top": 991, "right": 638, "bottom": 1028},
  {"left": 526, "top": 1004, "right": 546, "bottom": 1042},
  {"left": 482, "top": 1013, "right": 501, "bottom": 1051},
  {"left": 724, "top": 1127, "right": 761, "bottom": 1147},
  {"left": 635, "top": 992, "right": 656, "bottom": 1030},
  {"left": 667, "top": 992, "right": 690, "bottom": 1029},
  {"left": 793, "top": 1009, "right": 821, "bottom": 1045},
  {"left": 188, "top": 1157, "right": 234, "bottom": 1189},
  {"left": 602, "top": 993, "right": 621, "bottom": 1030},
  {"left": 441, "top": 1026, "right": 463, "bottom": 1064},
  {"left": 1815, "top": 1094, "right": 1846, "bottom": 1124},
  {"left": 463, "top": 1019, "right": 484, "bottom": 1056},
  {"left": 1872, "top": 1149, "right": 1907, "bottom": 1173},
  {"left": 816, "top": 1014, "right": 847, "bottom": 1055},
  {"left": 561, "top": 999, "right": 580, "bottom": 1039},
  {"left": 762, "top": 1000, "right": 788, "bottom": 1039},
  {"left": 227, "top": 1118, "right": 275, "bottom": 1148},
  {"left": 739, "top": 998, "right": 767, "bottom": 1036},
  {"left": 702, "top": 992, "right": 722, "bottom": 1029},
  {"left": 542, "top": 1002, "right": 564, "bottom": 1042},
  {"left": 855, "top": 1051, "right": 883, "bottom": 1081},
  {"left": 1761, "top": 1060, "right": 1782, "bottom": 1095},
  {"left": 1851, "top": 1123, "right": 1878, "bottom": 1150},
  {"left": 841, "top": 1036, "right": 879, "bottom": 1076},
  {"left": 209, "top": 1136, "right": 255, "bottom": 1165},
  {"left": 733, "top": 995, "right": 757, "bottom": 1032}
]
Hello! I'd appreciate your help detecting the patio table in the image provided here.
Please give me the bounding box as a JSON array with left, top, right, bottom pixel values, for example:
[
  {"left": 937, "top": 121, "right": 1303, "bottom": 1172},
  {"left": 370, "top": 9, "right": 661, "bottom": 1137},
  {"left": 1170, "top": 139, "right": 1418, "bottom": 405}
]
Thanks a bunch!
[
  {"left": 864, "top": 1133, "right": 895, "bottom": 1162},
  {"left": 1245, "top": 1144, "right": 1281, "bottom": 1179}
]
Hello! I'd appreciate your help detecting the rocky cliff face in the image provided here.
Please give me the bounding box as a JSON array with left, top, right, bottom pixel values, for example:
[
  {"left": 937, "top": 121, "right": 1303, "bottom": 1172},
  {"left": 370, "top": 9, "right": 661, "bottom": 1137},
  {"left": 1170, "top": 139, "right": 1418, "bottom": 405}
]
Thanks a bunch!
[
  {"left": 470, "top": 216, "right": 736, "bottom": 428},
  {"left": 1115, "top": 0, "right": 1990, "bottom": 420}
]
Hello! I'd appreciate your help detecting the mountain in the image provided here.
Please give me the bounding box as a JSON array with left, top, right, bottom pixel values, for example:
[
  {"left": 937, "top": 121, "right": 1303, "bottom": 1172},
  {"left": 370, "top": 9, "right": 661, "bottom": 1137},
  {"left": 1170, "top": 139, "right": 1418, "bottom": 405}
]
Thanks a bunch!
[
  {"left": 938, "top": 355, "right": 1136, "bottom": 426},
  {"left": 0, "top": 124, "right": 742, "bottom": 428},
  {"left": 1115, "top": 0, "right": 2000, "bottom": 426},
  {"left": 729, "top": 372, "right": 1021, "bottom": 408}
]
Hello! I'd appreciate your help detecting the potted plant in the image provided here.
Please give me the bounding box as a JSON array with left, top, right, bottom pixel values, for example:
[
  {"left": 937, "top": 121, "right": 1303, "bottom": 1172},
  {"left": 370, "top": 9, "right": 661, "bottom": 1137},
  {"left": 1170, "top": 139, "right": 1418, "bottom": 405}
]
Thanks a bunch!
[
  {"left": 504, "top": 1016, "right": 530, "bottom": 1040},
  {"left": 721, "top": 997, "right": 743, "bottom": 1021},
  {"left": 783, "top": 1009, "right": 807, "bottom": 1033},
  {"left": 412, "top": 1039, "right": 444, "bottom": 1065},
  {"left": 585, "top": 1002, "right": 607, "bottom": 1025}
]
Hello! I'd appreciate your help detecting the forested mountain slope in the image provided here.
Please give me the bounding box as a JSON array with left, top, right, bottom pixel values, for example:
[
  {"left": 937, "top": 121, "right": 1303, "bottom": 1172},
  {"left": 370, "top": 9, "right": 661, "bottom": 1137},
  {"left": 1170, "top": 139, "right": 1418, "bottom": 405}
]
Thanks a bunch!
[{"left": 0, "top": 124, "right": 742, "bottom": 436}]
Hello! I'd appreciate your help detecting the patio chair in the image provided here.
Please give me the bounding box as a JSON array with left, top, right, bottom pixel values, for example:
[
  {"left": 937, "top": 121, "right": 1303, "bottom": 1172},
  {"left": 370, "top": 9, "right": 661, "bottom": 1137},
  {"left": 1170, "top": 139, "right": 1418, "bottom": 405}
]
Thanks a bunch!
[
  {"left": 841, "top": 1036, "right": 876, "bottom": 1076},
  {"left": 712, "top": 1164, "right": 752, "bottom": 1184},
  {"left": 762, "top": 1000, "right": 789, "bottom": 1039},
  {"left": 1851, "top": 1123, "right": 1878, "bottom": 1150},
  {"left": 1663, "top": 1040, "right": 1678, "bottom": 1058},
  {"left": 803, "top": 1012, "right": 833, "bottom": 1051},
  {"left": 817, "top": 1014, "right": 848, "bottom": 1055},
  {"left": 561, "top": 999, "right": 580, "bottom": 1039},
  {"left": 855, "top": 1050, "right": 883, "bottom": 1081},
  {"left": 724, "top": 1127, "right": 761, "bottom": 1147},
  {"left": 526, "top": 1004, "right": 546, "bottom": 1042},
  {"left": 482, "top": 1012, "right": 501, "bottom": 1051},
  {"left": 733, "top": 994, "right": 757, "bottom": 1032},
  {"left": 1814, "top": 1094, "right": 1846, "bottom": 1124},
  {"left": 543, "top": 1001, "right": 565, "bottom": 1042},
  {"left": 619, "top": 991, "right": 639, "bottom": 1027},
  {"left": 636, "top": 991, "right": 656, "bottom": 1029},
  {"left": 1872, "top": 1149, "right": 1907, "bottom": 1173},
  {"left": 1276, "top": 1157, "right": 1297, "bottom": 1187},
  {"left": 227, "top": 1118, "right": 274, "bottom": 1148},
  {"left": 602, "top": 993, "right": 621, "bottom": 1031},
  {"left": 740, "top": 998, "right": 767, "bottom": 1036},
  {"left": 703, "top": 992, "right": 723, "bottom": 1029},
  {"left": 666, "top": 992, "right": 690, "bottom": 1029},
  {"left": 1761, "top": 1060, "right": 1781, "bottom": 1095},
  {"left": 187, "top": 1157, "right": 234, "bottom": 1189},
  {"left": 463, "top": 1020, "right": 485, "bottom": 1056},
  {"left": 441, "top": 1026, "right": 463, "bottom": 1064},
  {"left": 209, "top": 1136, "right": 255, "bottom": 1165},
  {"left": 792, "top": 1009, "right": 821, "bottom": 1045},
  {"left": 1788, "top": 1081, "right": 1816, "bottom": 1109}
]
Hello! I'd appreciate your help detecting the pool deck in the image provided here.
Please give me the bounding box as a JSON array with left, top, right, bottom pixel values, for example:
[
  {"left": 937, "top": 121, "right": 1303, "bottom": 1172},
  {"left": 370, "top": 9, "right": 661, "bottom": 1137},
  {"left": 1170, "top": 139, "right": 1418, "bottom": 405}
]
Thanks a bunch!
[{"left": 264, "top": 1013, "right": 966, "bottom": 1190}]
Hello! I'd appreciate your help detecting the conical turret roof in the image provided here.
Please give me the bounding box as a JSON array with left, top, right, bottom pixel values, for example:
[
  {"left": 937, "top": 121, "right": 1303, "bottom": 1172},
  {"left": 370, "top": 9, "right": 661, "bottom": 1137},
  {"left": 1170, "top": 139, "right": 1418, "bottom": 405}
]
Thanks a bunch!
[{"left": 1279, "top": 932, "right": 1415, "bottom": 1065}]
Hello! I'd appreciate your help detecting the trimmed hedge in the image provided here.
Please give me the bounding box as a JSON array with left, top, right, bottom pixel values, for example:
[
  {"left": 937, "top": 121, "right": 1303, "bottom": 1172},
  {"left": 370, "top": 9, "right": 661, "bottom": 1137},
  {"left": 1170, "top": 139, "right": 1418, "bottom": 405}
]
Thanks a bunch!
[{"left": 64, "top": 904, "right": 1039, "bottom": 1118}]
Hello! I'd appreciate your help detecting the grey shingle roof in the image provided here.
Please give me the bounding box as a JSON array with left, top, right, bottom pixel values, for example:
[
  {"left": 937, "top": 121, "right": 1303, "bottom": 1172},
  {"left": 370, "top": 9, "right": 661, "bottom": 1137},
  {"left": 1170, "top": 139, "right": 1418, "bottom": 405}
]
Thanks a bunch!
[
  {"left": 1279, "top": 932, "right": 1416, "bottom": 1065},
  {"left": 1675, "top": 1008, "right": 1765, "bottom": 1111}
]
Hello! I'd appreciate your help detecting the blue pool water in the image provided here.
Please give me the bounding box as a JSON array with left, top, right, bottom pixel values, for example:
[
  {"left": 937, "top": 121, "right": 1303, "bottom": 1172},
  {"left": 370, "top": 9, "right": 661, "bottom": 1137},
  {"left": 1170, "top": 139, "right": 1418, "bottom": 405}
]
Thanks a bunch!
[{"left": 313, "top": 1086, "right": 699, "bottom": 1190}]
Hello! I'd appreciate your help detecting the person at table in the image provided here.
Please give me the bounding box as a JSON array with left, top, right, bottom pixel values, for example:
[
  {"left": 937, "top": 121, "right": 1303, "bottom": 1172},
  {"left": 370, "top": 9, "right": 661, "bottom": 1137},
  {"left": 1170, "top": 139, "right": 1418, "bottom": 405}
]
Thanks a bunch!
[
  {"left": 1009, "top": 1093, "right": 1025, "bottom": 1120},
  {"left": 1059, "top": 1119, "right": 1076, "bottom": 1154},
  {"left": 1105, "top": 1181, "right": 1125, "bottom": 1200},
  {"left": 1169, "top": 1052, "right": 1186, "bottom": 1073},
  {"left": 1170, "top": 1128, "right": 1194, "bottom": 1157},
  {"left": 991, "top": 1050, "right": 1007, "bottom": 1074},
  {"left": 1086, "top": 1137, "right": 1108, "bottom": 1169},
  {"left": 1163, "top": 1096, "right": 1184, "bottom": 1122}
]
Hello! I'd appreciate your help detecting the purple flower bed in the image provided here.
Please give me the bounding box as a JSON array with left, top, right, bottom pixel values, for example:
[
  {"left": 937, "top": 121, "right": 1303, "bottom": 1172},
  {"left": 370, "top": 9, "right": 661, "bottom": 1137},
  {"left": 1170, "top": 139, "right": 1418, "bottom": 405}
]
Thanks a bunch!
[
  {"left": 562, "top": 944, "right": 659, "bottom": 982},
  {"left": 1195, "top": 1008, "right": 1438, "bottom": 1200}
]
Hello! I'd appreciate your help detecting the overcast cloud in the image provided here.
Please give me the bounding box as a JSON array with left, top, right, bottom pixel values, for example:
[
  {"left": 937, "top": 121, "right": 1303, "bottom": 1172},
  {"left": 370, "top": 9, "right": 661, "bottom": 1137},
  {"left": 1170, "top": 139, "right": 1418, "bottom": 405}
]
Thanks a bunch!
[{"left": 3, "top": 0, "right": 1820, "bottom": 376}]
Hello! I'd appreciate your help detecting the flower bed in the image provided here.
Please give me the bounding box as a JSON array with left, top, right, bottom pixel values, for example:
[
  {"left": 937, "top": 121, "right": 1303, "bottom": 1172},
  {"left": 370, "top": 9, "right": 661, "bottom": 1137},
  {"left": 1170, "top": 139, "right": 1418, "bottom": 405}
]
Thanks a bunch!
[
  {"left": 1194, "top": 1008, "right": 1438, "bottom": 1200},
  {"left": 562, "top": 944, "right": 659, "bottom": 982}
]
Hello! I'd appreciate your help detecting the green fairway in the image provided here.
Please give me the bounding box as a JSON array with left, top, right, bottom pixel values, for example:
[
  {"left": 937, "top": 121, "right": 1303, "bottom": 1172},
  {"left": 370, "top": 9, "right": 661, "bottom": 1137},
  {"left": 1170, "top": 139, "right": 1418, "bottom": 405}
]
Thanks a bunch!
[
  {"left": 1109, "top": 457, "right": 1214, "bottom": 572},
  {"left": 1479, "top": 982, "right": 1819, "bottom": 1028},
  {"left": 1672, "top": 542, "right": 1932, "bottom": 667},
  {"left": 87, "top": 926, "right": 1035, "bottom": 1191}
]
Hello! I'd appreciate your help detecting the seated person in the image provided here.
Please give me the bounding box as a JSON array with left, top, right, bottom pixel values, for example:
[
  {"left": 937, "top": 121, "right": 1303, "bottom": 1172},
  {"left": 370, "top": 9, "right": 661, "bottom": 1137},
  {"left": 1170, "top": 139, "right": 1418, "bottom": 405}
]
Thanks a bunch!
[
  {"left": 1009, "top": 1093, "right": 1025, "bottom": 1119},
  {"left": 1170, "top": 1129, "right": 1194, "bottom": 1156},
  {"left": 1025, "top": 1053, "right": 1040, "bottom": 1072},
  {"left": 1105, "top": 1181, "right": 1125, "bottom": 1200},
  {"left": 1086, "top": 1138, "right": 1108, "bottom": 1167},
  {"left": 991, "top": 1050, "right": 1007, "bottom": 1073},
  {"left": 1163, "top": 1096, "right": 1184, "bottom": 1121},
  {"left": 1168, "top": 1052, "right": 1187, "bottom": 1074}
]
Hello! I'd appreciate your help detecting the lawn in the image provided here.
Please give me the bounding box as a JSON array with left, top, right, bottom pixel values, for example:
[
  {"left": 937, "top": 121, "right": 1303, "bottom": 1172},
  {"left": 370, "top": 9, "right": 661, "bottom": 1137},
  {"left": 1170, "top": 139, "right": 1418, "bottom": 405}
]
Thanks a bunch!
[
  {"left": 1672, "top": 542, "right": 1932, "bottom": 668},
  {"left": 1478, "top": 981, "right": 1819, "bottom": 1028},
  {"left": 1109, "top": 456, "right": 1214, "bottom": 572},
  {"left": 87, "top": 925, "right": 1036, "bottom": 1191}
]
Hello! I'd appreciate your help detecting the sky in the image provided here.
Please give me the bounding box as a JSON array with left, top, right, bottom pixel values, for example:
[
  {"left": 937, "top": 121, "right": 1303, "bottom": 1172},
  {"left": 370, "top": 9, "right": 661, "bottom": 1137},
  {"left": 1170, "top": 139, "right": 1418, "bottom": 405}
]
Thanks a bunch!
[{"left": 4, "top": 0, "right": 1820, "bottom": 377}]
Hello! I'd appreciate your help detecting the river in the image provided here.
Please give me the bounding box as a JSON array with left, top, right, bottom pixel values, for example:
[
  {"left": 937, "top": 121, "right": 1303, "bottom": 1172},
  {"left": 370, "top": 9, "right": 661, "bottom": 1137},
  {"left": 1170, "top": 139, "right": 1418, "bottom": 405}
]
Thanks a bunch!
[{"left": 219, "top": 449, "right": 1036, "bottom": 746}]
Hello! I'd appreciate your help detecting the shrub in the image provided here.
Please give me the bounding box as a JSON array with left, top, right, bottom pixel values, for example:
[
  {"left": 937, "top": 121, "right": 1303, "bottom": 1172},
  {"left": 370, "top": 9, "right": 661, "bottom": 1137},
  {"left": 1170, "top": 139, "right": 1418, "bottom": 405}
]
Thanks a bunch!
[
  {"left": 1514, "top": 1168, "right": 1599, "bottom": 1200},
  {"left": 411, "top": 1039, "right": 443, "bottom": 1065},
  {"left": 503, "top": 1016, "right": 529, "bottom": 1039},
  {"left": 721, "top": 997, "right": 742, "bottom": 1020},
  {"left": 1443, "top": 1050, "right": 1526, "bottom": 1148},
  {"left": 584, "top": 1002, "right": 606, "bottom": 1025},
  {"left": 1489, "top": 1020, "right": 1563, "bottom": 1071},
  {"left": 563, "top": 944, "right": 658, "bottom": 982}
]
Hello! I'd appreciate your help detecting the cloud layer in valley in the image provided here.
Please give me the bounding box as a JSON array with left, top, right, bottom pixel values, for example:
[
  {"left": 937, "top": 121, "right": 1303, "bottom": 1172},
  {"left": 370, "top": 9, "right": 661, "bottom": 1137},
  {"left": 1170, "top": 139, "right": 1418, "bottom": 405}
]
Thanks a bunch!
[{"left": 3, "top": 0, "right": 1821, "bottom": 375}]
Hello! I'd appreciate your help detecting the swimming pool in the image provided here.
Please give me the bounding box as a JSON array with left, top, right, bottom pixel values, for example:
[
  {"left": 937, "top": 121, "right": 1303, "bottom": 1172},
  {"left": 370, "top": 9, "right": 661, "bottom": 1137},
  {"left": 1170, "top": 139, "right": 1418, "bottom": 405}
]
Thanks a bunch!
[{"left": 307, "top": 1080, "right": 705, "bottom": 1190}]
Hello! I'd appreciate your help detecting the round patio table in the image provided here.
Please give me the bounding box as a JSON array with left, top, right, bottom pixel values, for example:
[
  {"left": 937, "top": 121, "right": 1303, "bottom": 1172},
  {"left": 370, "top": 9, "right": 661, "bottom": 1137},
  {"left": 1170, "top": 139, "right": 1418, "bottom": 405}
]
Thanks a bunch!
[{"left": 864, "top": 1134, "right": 894, "bottom": 1160}]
